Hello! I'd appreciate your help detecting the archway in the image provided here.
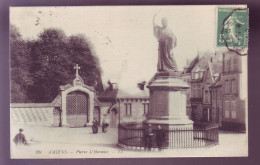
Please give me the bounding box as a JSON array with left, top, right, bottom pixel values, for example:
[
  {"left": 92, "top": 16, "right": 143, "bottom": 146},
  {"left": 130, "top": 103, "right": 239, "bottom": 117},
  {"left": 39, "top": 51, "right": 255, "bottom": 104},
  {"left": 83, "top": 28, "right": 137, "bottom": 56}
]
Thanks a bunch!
[{"left": 66, "top": 91, "right": 89, "bottom": 127}]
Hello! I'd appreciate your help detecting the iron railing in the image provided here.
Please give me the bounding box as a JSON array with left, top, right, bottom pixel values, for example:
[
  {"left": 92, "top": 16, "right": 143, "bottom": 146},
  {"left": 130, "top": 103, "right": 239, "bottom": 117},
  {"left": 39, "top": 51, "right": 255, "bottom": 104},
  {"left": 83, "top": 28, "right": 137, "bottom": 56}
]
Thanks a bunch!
[{"left": 118, "top": 123, "right": 219, "bottom": 150}]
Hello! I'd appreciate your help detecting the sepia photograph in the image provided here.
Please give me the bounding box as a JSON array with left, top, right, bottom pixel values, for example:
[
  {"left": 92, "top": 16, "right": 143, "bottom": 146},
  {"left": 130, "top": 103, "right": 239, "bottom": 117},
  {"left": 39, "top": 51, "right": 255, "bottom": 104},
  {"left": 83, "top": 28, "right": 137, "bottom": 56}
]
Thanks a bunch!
[{"left": 9, "top": 5, "right": 248, "bottom": 158}]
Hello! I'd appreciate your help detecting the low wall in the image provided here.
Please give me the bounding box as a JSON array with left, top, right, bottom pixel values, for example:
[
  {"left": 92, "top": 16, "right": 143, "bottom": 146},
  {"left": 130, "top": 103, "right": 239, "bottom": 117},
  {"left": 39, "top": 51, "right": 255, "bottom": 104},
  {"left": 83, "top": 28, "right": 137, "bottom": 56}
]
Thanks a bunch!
[{"left": 10, "top": 103, "right": 54, "bottom": 126}]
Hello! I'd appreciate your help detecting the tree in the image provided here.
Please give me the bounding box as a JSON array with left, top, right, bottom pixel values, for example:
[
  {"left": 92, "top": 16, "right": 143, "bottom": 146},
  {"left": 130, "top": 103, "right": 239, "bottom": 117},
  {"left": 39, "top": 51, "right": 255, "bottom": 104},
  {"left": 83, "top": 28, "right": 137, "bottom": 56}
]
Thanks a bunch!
[
  {"left": 66, "top": 34, "right": 103, "bottom": 91},
  {"left": 28, "top": 28, "right": 68, "bottom": 102},
  {"left": 10, "top": 24, "right": 33, "bottom": 103},
  {"left": 27, "top": 28, "right": 103, "bottom": 102}
]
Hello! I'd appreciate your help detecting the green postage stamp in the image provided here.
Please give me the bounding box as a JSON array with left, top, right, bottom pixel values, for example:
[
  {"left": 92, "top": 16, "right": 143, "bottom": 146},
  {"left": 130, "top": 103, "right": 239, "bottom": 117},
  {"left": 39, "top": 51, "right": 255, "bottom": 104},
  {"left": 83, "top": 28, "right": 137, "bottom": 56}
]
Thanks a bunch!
[{"left": 217, "top": 7, "right": 249, "bottom": 55}]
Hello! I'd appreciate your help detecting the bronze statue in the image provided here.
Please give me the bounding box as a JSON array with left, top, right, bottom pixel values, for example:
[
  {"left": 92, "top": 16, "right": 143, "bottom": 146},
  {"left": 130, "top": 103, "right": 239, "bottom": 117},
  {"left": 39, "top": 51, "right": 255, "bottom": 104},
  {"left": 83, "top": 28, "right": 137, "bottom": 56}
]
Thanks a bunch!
[{"left": 153, "top": 13, "right": 178, "bottom": 72}]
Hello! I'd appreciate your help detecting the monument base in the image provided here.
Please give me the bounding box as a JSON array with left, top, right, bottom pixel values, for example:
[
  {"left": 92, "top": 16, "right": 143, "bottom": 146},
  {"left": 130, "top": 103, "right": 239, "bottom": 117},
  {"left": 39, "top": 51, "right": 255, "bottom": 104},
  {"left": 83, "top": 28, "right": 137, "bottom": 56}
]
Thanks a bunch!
[{"left": 145, "top": 71, "right": 194, "bottom": 148}]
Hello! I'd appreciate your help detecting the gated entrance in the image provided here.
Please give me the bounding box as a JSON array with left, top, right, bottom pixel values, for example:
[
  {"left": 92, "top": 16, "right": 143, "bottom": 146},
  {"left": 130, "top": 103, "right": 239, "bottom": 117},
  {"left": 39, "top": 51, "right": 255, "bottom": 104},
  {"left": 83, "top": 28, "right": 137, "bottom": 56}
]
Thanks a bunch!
[{"left": 66, "top": 91, "right": 89, "bottom": 127}]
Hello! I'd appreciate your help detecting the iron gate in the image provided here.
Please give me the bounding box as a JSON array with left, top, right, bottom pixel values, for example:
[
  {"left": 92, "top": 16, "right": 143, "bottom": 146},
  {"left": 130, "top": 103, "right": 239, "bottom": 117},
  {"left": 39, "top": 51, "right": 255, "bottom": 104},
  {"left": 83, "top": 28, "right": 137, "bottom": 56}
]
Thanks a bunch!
[{"left": 66, "top": 91, "right": 88, "bottom": 127}]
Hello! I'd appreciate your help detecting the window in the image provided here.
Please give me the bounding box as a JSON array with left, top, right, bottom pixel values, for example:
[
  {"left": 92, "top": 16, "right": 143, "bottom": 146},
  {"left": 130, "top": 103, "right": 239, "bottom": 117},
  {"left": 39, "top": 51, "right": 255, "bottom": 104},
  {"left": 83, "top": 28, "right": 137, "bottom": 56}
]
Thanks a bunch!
[
  {"left": 231, "top": 111, "right": 236, "bottom": 119},
  {"left": 224, "top": 101, "right": 230, "bottom": 118},
  {"left": 225, "top": 80, "right": 229, "bottom": 94},
  {"left": 205, "top": 90, "right": 209, "bottom": 103},
  {"left": 229, "top": 80, "right": 232, "bottom": 94},
  {"left": 199, "top": 71, "right": 202, "bottom": 79},
  {"left": 230, "top": 58, "right": 234, "bottom": 72},
  {"left": 225, "top": 110, "right": 230, "bottom": 118},
  {"left": 125, "top": 103, "right": 132, "bottom": 116},
  {"left": 143, "top": 103, "right": 149, "bottom": 115},
  {"left": 195, "top": 72, "right": 199, "bottom": 79},
  {"left": 227, "top": 58, "right": 231, "bottom": 72},
  {"left": 198, "top": 86, "right": 202, "bottom": 98},
  {"left": 232, "top": 80, "right": 238, "bottom": 94},
  {"left": 192, "top": 85, "right": 196, "bottom": 98},
  {"left": 192, "top": 72, "right": 195, "bottom": 79},
  {"left": 224, "top": 56, "right": 228, "bottom": 73},
  {"left": 231, "top": 101, "right": 236, "bottom": 119},
  {"left": 234, "top": 58, "right": 238, "bottom": 71}
]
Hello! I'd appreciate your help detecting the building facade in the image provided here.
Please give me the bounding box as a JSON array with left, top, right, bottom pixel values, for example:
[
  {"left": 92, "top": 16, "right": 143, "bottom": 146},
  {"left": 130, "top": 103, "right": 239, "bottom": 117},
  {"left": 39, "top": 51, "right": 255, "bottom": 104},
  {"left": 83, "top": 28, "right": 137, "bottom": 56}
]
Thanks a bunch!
[
  {"left": 189, "top": 52, "right": 222, "bottom": 126},
  {"left": 209, "top": 76, "right": 223, "bottom": 127},
  {"left": 221, "top": 51, "right": 247, "bottom": 131}
]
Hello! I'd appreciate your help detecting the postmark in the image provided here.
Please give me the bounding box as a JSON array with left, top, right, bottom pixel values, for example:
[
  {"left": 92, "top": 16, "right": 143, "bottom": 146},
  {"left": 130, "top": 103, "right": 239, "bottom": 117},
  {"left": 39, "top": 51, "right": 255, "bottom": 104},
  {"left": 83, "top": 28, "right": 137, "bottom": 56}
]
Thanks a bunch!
[{"left": 217, "top": 7, "right": 249, "bottom": 56}]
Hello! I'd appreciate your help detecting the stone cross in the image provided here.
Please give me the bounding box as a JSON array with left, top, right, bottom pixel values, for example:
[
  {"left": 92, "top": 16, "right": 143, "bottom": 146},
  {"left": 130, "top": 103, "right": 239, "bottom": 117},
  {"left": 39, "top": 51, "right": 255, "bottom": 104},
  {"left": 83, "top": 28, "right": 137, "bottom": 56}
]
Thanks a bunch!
[{"left": 74, "top": 64, "right": 80, "bottom": 77}]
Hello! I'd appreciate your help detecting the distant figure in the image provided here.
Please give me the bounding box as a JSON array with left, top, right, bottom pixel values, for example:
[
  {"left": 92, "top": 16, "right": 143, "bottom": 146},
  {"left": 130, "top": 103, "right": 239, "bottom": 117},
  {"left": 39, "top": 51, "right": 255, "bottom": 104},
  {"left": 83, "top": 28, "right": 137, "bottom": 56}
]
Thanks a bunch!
[
  {"left": 92, "top": 118, "right": 99, "bottom": 134},
  {"left": 13, "top": 128, "right": 27, "bottom": 146},
  {"left": 156, "top": 125, "right": 166, "bottom": 151},
  {"left": 102, "top": 117, "right": 109, "bottom": 133},
  {"left": 144, "top": 124, "right": 154, "bottom": 151}
]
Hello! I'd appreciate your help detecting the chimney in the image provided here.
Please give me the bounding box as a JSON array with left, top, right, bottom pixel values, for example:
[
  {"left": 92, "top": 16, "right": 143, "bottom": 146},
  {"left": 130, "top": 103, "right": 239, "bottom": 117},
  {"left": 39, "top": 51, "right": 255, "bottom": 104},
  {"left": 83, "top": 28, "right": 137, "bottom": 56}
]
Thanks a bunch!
[
  {"left": 107, "top": 80, "right": 113, "bottom": 91},
  {"left": 137, "top": 81, "right": 146, "bottom": 90},
  {"left": 107, "top": 80, "right": 117, "bottom": 91}
]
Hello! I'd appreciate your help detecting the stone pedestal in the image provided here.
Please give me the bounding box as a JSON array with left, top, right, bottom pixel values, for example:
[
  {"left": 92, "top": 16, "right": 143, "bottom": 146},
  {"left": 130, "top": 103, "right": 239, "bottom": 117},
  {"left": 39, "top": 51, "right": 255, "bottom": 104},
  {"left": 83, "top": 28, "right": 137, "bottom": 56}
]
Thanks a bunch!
[{"left": 143, "top": 72, "right": 194, "bottom": 148}]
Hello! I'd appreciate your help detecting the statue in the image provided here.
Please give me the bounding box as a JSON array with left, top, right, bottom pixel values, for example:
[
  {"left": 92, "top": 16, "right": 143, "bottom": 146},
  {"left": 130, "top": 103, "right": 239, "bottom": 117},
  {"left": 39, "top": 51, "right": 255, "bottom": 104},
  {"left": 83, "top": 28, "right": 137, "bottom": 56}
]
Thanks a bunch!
[{"left": 153, "top": 13, "right": 178, "bottom": 72}]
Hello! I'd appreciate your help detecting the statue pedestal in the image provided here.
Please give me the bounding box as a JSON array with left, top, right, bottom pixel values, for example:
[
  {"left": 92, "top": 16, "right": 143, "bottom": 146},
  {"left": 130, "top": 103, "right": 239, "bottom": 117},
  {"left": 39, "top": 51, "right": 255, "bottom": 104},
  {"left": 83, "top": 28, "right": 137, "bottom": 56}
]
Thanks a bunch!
[{"left": 143, "top": 72, "right": 194, "bottom": 148}]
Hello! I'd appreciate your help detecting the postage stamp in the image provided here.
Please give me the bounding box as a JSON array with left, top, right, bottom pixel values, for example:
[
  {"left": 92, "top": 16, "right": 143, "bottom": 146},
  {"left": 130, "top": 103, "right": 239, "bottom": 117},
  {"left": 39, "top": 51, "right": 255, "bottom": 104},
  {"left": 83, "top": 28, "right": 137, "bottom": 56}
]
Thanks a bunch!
[{"left": 217, "top": 7, "right": 249, "bottom": 55}]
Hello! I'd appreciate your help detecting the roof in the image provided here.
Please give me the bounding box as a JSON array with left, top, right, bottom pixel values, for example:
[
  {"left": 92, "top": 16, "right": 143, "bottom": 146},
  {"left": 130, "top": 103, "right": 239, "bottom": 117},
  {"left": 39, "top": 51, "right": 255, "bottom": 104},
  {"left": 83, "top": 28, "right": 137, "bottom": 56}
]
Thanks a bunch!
[
  {"left": 117, "top": 88, "right": 149, "bottom": 99},
  {"left": 52, "top": 94, "right": 62, "bottom": 107},
  {"left": 98, "top": 84, "right": 149, "bottom": 102},
  {"left": 185, "top": 55, "right": 200, "bottom": 73},
  {"left": 98, "top": 87, "right": 118, "bottom": 102},
  {"left": 60, "top": 83, "right": 95, "bottom": 91},
  {"left": 208, "top": 60, "right": 222, "bottom": 83}
]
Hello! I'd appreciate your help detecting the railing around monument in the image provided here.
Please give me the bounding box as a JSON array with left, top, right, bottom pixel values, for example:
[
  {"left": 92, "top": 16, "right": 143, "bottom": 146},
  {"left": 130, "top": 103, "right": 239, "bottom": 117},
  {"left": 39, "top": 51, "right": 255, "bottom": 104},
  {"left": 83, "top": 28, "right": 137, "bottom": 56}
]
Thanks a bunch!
[{"left": 118, "top": 123, "right": 219, "bottom": 149}]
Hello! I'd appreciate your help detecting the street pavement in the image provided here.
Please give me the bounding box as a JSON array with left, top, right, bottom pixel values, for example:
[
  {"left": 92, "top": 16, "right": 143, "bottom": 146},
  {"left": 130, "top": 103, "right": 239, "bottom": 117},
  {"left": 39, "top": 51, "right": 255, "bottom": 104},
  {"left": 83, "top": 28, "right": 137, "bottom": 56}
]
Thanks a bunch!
[{"left": 10, "top": 123, "right": 248, "bottom": 158}]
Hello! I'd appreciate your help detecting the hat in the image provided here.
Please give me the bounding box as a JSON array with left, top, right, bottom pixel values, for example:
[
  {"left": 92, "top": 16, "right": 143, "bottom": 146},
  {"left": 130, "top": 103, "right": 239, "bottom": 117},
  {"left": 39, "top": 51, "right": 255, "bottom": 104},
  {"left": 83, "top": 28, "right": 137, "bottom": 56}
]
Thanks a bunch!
[{"left": 19, "top": 128, "right": 23, "bottom": 132}]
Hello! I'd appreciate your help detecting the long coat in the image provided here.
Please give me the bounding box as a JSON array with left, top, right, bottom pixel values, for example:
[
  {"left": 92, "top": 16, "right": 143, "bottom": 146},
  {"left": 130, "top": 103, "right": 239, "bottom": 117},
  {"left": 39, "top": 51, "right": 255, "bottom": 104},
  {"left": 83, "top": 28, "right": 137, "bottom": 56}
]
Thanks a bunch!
[{"left": 13, "top": 133, "right": 27, "bottom": 145}]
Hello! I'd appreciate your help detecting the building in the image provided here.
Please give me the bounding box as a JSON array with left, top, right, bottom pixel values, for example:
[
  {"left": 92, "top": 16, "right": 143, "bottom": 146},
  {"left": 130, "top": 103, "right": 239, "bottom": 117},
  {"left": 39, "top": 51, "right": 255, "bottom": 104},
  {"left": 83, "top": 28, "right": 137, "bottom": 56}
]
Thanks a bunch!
[
  {"left": 220, "top": 51, "right": 247, "bottom": 132},
  {"left": 99, "top": 81, "right": 149, "bottom": 126},
  {"left": 181, "top": 55, "right": 199, "bottom": 119},
  {"left": 209, "top": 76, "right": 223, "bottom": 127},
  {"left": 190, "top": 51, "right": 222, "bottom": 126},
  {"left": 190, "top": 56, "right": 208, "bottom": 124}
]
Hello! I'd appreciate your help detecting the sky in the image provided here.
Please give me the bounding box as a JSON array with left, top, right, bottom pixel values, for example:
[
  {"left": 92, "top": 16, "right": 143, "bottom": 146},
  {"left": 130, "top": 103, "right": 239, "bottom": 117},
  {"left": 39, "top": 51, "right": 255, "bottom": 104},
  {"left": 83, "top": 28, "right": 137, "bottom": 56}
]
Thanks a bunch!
[{"left": 10, "top": 6, "right": 220, "bottom": 91}]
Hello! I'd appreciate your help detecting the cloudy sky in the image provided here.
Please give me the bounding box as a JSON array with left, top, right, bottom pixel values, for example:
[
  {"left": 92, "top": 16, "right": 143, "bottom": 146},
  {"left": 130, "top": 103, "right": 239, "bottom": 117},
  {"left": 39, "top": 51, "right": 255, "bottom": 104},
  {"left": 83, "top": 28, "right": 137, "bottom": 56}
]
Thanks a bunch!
[{"left": 10, "top": 6, "right": 224, "bottom": 91}]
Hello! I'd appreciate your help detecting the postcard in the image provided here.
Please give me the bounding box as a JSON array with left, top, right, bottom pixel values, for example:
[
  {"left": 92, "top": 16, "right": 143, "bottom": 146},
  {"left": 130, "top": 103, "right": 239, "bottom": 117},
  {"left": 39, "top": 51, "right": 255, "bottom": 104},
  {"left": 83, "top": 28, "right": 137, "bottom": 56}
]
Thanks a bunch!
[{"left": 10, "top": 5, "right": 248, "bottom": 158}]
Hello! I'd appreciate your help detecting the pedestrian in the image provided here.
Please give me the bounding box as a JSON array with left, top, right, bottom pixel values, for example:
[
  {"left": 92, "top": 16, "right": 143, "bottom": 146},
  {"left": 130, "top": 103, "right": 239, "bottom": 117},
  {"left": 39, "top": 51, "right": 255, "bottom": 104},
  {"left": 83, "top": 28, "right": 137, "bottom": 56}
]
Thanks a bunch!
[
  {"left": 102, "top": 117, "right": 109, "bottom": 133},
  {"left": 156, "top": 125, "right": 166, "bottom": 151},
  {"left": 13, "top": 128, "right": 27, "bottom": 146},
  {"left": 144, "top": 124, "right": 154, "bottom": 151},
  {"left": 92, "top": 118, "right": 99, "bottom": 134}
]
